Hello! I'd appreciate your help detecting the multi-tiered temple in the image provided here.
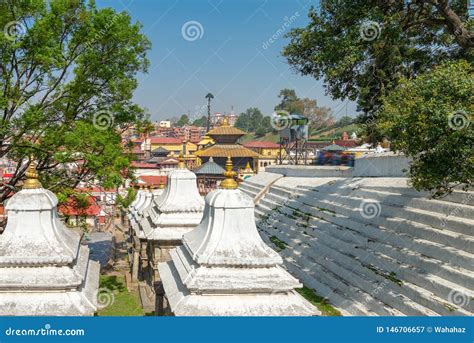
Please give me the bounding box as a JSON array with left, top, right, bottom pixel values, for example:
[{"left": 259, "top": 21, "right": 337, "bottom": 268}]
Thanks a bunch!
[
  {"left": 0, "top": 162, "right": 99, "bottom": 315},
  {"left": 158, "top": 157, "right": 318, "bottom": 316}
]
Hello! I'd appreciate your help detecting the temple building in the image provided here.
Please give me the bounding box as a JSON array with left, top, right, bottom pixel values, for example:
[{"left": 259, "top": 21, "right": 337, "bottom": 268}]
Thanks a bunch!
[
  {"left": 158, "top": 157, "right": 319, "bottom": 316},
  {"left": 138, "top": 157, "right": 204, "bottom": 311},
  {"left": 194, "top": 157, "right": 225, "bottom": 195},
  {"left": 0, "top": 162, "right": 99, "bottom": 315},
  {"left": 195, "top": 117, "right": 260, "bottom": 172}
]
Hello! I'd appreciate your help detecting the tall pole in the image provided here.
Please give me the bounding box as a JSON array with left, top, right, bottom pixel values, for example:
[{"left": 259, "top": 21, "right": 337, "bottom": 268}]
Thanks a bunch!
[{"left": 205, "top": 93, "right": 214, "bottom": 132}]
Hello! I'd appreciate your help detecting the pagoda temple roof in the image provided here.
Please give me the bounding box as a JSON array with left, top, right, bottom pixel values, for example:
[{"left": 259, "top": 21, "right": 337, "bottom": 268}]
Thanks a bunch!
[
  {"left": 195, "top": 144, "right": 261, "bottom": 158},
  {"left": 193, "top": 157, "right": 225, "bottom": 175},
  {"left": 206, "top": 125, "right": 247, "bottom": 137}
]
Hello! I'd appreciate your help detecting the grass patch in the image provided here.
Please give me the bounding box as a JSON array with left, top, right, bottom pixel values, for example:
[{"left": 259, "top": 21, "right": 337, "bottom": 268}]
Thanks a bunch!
[
  {"left": 296, "top": 286, "right": 341, "bottom": 316},
  {"left": 269, "top": 235, "right": 288, "bottom": 251},
  {"left": 365, "top": 265, "right": 403, "bottom": 286},
  {"left": 97, "top": 275, "right": 144, "bottom": 316}
]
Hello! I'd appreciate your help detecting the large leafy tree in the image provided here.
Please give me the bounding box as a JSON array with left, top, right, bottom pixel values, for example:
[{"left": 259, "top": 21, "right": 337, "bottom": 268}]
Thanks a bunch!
[
  {"left": 274, "top": 89, "right": 334, "bottom": 133},
  {"left": 377, "top": 60, "right": 473, "bottom": 197},
  {"left": 283, "top": 0, "right": 472, "bottom": 142},
  {"left": 0, "top": 0, "right": 151, "bottom": 202},
  {"left": 235, "top": 107, "right": 272, "bottom": 137}
]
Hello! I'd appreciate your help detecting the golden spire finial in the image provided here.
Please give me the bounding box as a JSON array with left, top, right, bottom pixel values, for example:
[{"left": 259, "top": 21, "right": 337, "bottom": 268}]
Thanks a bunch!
[
  {"left": 178, "top": 153, "right": 186, "bottom": 169},
  {"left": 220, "top": 156, "right": 238, "bottom": 189},
  {"left": 221, "top": 116, "right": 229, "bottom": 127},
  {"left": 23, "top": 159, "right": 42, "bottom": 189}
]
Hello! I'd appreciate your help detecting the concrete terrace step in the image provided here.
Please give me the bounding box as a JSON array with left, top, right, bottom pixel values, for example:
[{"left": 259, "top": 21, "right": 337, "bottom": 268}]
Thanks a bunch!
[
  {"left": 265, "top": 223, "right": 434, "bottom": 316},
  {"left": 265, "top": 218, "right": 468, "bottom": 316},
  {"left": 361, "top": 186, "right": 474, "bottom": 206},
  {"left": 269, "top": 214, "right": 473, "bottom": 315},
  {"left": 352, "top": 188, "right": 474, "bottom": 221},
  {"left": 297, "top": 193, "right": 474, "bottom": 252},
  {"left": 258, "top": 224, "right": 397, "bottom": 316},
  {"left": 302, "top": 190, "right": 474, "bottom": 236},
  {"left": 290, "top": 198, "right": 474, "bottom": 271},
  {"left": 301, "top": 197, "right": 474, "bottom": 255}
]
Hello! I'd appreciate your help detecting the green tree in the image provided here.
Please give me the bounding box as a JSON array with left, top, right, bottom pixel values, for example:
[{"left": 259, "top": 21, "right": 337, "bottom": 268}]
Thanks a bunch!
[
  {"left": 274, "top": 89, "right": 334, "bottom": 132},
  {"left": 115, "top": 187, "right": 137, "bottom": 210},
  {"left": 176, "top": 114, "right": 189, "bottom": 127},
  {"left": 274, "top": 89, "right": 302, "bottom": 113},
  {"left": 191, "top": 115, "right": 207, "bottom": 127},
  {"left": 283, "top": 1, "right": 472, "bottom": 142},
  {"left": 235, "top": 107, "right": 272, "bottom": 135},
  {"left": 0, "top": 0, "right": 150, "bottom": 202},
  {"left": 337, "top": 116, "right": 354, "bottom": 127},
  {"left": 377, "top": 60, "right": 473, "bottom": 197}
]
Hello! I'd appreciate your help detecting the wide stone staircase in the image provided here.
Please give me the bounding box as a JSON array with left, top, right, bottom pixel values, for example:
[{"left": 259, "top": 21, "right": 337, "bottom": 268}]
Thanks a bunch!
[{"left": 240, "top": 177, "right": 474, "bottom": 316}]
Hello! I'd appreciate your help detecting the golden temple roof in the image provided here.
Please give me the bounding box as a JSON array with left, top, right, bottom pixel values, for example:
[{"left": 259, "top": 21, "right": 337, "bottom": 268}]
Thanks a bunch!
[
  {"left": 198, "top": 135, "right": 215, "bottom": 146},
  {"left": 206, "top": 125, "right": 247, "bottom": 137},
  {"left": 195, "top": 144, "right": 261, "bottom": 158}
]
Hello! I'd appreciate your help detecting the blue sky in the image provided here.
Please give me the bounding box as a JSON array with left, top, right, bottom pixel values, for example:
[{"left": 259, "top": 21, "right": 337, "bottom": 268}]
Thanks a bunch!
[{"left": 97, "top": 0, "right": 357, "bottom": 122}]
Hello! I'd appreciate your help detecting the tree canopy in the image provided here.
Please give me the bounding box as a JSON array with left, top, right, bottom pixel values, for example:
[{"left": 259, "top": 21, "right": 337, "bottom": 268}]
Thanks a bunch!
[
  {"left": 274, "top": 89, "right": 335, "bottom": 133},
  {"left": 377, "top": 60, "right": 473, "bottom": 197},
  {"left": 235, "top": 108, "right": 272, "bottom": 137},
  {"left": 0, "top": 0, "right": 150, "bottom": 201},
  {"left": 191, "top": 115, "right": 207, "bottom": 127},
  {"left": 176, "top": 114, "right": 189, "bottom": 127},
  {"left": 283, "top": 0, "right": 472, "bottom": 141}
]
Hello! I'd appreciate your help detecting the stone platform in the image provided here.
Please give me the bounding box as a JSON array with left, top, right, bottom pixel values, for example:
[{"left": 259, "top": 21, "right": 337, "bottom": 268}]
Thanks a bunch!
[{"left": 240, "top": 172, "right": 474, "bottom": 316}]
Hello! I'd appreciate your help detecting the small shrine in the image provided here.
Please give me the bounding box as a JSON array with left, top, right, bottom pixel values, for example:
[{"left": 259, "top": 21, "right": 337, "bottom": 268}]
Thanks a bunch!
[
  {"left": 144, "top": 156, "right": 205, "bottom": 311},
  {"left": 0, "top": 162, "right": 99, "bottom": 315},
  {"left": 158, "top": 157, "right": 319, "bottom": 316}
]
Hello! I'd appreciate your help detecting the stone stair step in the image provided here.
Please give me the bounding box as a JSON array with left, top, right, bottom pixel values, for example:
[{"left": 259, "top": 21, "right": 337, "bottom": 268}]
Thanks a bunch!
[
  {"left": 353, "top": 188, "right": 474, "bottom": 221},
  {"left": 277, "top": 216, "right": 474, "bottom": 315},
  {"left": 268, "top": 226, "right": 433, "bottom": 316},
  {"left": 304, "top": 191, "right": 473, "bottom": 236},
  {"left": 362, "top": 186, "right": 474, "bottom": 206},
  {"left": 299, "top": 194, "right": 474, "bottom": 254},
  {"left": 295, "top": 198, "right": 474, "bottom": 268},
  {"left": 267, "top": 232, "right": 396, "bottom": 316},
  {"left": 268, "top": 218, "right": 450, "bottom": 316}
]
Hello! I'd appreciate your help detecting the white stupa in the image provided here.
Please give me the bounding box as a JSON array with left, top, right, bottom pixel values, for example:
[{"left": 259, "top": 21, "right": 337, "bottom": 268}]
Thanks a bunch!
[
  {"left": 144, "top": 157, "right": 205, "bottom": 310},
  {"left": 158, "top": 157, "right": 319, "bottom": 316},
  {"left": 129, "top": 183, "right": 166, "bottom": 283},
  {"left": 0, "top": 162, "right": 99, "bottom": 315},
  {"left": 146, "top": 157, "right": 204, "bottom": 242},
  {"left": 139, "top": 185, "right": 166, "bottom": 237}
]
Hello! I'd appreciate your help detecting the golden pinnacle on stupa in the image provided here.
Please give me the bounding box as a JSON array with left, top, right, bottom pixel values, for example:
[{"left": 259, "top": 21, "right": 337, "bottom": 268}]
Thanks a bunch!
[
  {"left": 23, "top": 159, "right": 42, "bottom": 189},
  {"left": 220, "top": 156, "right": 238, "bottom": 190}
]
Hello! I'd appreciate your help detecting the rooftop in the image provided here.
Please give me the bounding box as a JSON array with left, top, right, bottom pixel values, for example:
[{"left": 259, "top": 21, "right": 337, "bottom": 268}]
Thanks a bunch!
[
  {"left": 195, "top": 144, "right": 261, "bottom": 158},
  {"left": 193, "top": 157, "right": 225, "bottom": 175},
  {"left": 243, "top": 141, "right": 281, "bottom": 149}
]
